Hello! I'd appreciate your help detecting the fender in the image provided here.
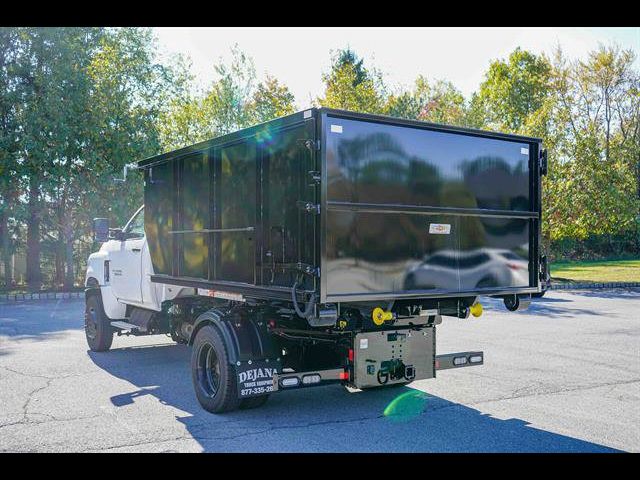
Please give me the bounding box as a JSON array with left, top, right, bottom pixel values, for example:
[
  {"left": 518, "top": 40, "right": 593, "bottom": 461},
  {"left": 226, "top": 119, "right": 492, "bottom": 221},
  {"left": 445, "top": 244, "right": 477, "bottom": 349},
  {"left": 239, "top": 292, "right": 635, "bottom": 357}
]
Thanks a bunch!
[
  {"left": 189, "top": 307, "right": 278, "bottom": 365},
  {"left": 85, "top": 277, "right": 126, "bottom": 320},
  {"left": 84, "top": 285, "right": 101, "bottom": 299}
]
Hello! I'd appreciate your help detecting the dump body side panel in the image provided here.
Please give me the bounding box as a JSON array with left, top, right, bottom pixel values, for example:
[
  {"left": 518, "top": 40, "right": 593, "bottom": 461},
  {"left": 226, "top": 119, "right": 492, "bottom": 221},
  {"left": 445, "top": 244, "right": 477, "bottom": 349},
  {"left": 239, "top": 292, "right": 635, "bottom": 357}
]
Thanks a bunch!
[{"left": 142, "top": 110, "right": 319, "bottom": 301}]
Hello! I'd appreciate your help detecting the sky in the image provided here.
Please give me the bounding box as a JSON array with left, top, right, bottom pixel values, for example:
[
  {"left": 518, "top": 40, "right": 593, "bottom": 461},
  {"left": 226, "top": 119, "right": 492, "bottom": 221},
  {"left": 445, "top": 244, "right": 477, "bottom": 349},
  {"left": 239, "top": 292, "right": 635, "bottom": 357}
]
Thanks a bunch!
[{"left": 154, "top": 27, "right": 640, "bottom": 109}]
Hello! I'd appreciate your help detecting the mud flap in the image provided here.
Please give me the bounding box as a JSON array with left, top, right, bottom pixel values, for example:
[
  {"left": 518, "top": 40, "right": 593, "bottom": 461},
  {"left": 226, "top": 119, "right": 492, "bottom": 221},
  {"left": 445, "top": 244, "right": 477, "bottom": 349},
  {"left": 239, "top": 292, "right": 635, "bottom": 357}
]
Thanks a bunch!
[{"left": 236, "top": 359, "right": 281, "bottom": 398}]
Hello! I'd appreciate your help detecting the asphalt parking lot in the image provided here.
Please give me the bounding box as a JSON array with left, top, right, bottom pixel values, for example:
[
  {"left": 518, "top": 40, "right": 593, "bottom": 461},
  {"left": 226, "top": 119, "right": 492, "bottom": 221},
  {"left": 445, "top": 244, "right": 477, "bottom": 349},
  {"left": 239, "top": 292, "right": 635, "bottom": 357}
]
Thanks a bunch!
[{"left": 0, "top": 289, "right": 638, "bottom": 452}]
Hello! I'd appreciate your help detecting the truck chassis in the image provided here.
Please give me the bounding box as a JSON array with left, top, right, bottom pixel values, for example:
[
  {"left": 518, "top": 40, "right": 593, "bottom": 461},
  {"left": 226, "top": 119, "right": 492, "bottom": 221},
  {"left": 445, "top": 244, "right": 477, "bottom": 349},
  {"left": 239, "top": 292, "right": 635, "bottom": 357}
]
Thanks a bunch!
[{"left": 85, "top": 288, "right": 494, "bottom": 412}]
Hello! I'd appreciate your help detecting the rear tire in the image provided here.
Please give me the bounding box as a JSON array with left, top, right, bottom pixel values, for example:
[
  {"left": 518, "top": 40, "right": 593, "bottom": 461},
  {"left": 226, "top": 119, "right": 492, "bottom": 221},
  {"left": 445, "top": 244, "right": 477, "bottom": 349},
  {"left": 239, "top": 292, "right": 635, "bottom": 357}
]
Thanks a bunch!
[
  {"left": 191, "top": 324, "right": 241, "bottom": 413},
  {"left": 85, "top": 294, "right": 114, "bottom": 352},
  {"left": 239, "top": 395, "right": 270, "bottom": 410}
]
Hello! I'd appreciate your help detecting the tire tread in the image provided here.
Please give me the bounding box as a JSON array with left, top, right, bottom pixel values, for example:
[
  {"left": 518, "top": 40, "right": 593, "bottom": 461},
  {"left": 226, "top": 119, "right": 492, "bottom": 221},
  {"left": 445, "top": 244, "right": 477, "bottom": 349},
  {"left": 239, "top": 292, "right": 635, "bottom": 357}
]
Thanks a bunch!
[
  {"left": 191, "top": 324, "right": 241, "bottom": 413},
  {"left": 85, "top": 294, "right": 113, "bottom": 352}
]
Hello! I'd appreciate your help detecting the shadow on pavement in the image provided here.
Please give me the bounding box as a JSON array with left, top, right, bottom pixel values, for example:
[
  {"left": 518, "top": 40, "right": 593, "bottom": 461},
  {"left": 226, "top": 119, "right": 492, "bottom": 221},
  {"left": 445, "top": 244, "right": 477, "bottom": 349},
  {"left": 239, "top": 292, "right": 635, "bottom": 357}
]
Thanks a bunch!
[
  {"left": 481, "top": 295, "right": 603, "bottom": 319},
  {"left": 89, "top": 343, "right": 622, "bottom": 453},
  {"left": 0, "top": 299, "right": 84, "bottom": 344}
]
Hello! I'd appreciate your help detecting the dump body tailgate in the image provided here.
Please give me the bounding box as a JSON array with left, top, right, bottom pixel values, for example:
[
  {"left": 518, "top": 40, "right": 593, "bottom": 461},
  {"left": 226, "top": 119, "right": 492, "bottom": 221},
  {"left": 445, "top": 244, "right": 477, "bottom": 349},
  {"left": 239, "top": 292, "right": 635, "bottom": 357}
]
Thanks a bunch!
[{"left": 319, "top": 109, "right": 542, "bottom": 303}]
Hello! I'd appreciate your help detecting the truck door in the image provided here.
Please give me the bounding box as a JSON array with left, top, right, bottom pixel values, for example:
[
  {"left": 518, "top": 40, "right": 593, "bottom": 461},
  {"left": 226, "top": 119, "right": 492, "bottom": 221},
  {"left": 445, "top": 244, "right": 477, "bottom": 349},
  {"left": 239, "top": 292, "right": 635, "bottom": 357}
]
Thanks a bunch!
[{"left": 110, "top": 206, "right": 144, "bottom": 304}]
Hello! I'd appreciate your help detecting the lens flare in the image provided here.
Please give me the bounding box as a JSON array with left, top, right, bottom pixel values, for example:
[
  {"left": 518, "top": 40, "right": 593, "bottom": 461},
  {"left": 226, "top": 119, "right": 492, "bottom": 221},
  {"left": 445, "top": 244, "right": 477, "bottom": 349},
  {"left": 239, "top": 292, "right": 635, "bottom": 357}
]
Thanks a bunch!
[
  {"left": 383, "top": 390, "right": 429, "bottom": 421},
  {"left": 255, "top": 128, "right": 276, "bottom": 151}
]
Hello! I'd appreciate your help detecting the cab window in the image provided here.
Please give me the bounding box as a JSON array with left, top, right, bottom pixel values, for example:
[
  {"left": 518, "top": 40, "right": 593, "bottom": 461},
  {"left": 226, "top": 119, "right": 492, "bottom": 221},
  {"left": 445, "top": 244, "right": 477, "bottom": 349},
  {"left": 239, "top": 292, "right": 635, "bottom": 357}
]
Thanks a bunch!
[{"left": 124, "top": 207, "right": 145, "bottom": 238}]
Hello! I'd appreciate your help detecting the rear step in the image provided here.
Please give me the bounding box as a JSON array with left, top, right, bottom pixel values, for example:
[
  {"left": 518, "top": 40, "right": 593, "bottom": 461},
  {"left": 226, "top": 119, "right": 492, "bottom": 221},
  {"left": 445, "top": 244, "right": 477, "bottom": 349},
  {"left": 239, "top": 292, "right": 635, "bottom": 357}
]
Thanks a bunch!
[
  {"left": 436, "top": 351, "right": 484, "bottom": 370},
  {"left": 110, "top": 321, "right": 146, "bottom": 332}
]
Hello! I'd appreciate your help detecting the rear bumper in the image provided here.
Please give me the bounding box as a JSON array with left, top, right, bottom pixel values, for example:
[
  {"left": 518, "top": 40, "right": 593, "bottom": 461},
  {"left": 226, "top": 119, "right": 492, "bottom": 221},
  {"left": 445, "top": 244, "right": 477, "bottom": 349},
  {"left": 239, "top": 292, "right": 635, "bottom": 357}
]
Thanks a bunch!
[{"left": 436, "top": 351, "right": 484, "bottom": 370}]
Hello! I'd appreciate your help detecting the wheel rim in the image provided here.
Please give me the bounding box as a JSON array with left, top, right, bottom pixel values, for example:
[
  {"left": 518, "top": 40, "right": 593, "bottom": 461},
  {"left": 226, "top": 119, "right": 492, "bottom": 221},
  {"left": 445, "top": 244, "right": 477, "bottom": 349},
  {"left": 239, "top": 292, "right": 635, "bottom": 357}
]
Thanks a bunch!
[
  {"left": 196, "top": 342, "right": 221, "bottom": 398},
  {"left": 85, "top": 305, "right": 98, "bottom": 340}
]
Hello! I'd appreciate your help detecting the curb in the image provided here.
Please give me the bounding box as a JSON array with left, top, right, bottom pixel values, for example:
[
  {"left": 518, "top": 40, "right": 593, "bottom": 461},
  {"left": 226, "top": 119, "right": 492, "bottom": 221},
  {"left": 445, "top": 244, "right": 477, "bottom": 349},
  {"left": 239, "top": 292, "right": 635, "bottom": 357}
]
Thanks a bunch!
[
  {"left": 0, "top": 291, "right": 84, "bottom": 303},
  {"left": 549, "top": 282, "right": 640, "bottom": 290}
]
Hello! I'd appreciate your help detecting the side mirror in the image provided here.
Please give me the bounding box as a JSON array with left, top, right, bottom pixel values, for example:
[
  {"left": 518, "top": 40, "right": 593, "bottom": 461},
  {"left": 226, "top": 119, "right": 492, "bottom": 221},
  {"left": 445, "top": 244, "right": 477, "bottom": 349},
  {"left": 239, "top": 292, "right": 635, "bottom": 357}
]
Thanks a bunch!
[
  {"left": 109, "top": 228, "right": 123, "bottom": 241},
  {"left": 93, "top": 218, "right": 110, "bottom": 243}
]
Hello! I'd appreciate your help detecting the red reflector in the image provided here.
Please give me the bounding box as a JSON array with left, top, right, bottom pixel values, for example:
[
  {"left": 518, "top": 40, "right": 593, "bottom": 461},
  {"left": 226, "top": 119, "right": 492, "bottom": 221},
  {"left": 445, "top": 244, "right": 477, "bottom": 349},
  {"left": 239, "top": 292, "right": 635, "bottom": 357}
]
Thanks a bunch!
[
  {"left": 339, "top": 371, "right": 349, "bottom": 380},
  {"left": 348, "top": 349, "right": 354, "bottom": 362},
  {"left": 435, "top": 360, "right": 440, "bottom": 369}
]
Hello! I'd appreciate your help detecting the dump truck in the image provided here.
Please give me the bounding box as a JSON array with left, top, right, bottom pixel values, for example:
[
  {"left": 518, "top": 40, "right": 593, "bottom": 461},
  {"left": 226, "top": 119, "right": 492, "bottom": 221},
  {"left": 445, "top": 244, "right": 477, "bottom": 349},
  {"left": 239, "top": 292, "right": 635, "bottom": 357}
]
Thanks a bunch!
[{"left": 85, "top": 108, "right": 547, "bottom": 413}]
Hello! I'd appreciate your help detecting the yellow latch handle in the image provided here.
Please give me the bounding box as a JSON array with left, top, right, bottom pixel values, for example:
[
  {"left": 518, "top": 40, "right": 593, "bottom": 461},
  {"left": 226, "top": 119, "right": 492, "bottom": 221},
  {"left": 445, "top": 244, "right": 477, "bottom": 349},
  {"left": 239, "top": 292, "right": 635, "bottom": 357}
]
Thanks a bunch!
[
  {"left": 470, "top": 302, "right": 483, "bottom": 318},
  {"left": 372, "top": 307, "right": 393, "bottom": 326}
]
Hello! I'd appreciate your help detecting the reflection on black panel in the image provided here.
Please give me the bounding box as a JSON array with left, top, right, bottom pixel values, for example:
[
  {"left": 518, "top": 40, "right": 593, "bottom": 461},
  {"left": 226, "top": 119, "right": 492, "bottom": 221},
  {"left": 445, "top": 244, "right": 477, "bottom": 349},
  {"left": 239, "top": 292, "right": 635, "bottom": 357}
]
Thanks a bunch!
[
  {"left": 219, "top": 141, "right": 256, "bottom": 284},
  {"left": 326, "top": 211, "right": 460, "bottom": 296},
  {"left": 458, "top": 216, "right": 529, "bottom": 289},
  {"left": 219, "top": 232, "right": 254, "bottom": 283},
  {"left": 407, "top": 247, "right": 529, "bottom": 292},
  {"left": 181, "top": 151, "right": 209, "bottom": 279},
  {"left": 326, "top": 210, "right": 530, "bottom": 296},
  {"left": 262, "top": 125, "right": 310, "bottom": 287},
  {"left": 145, "top": 162, "right": 173, "bottom": 275},
  {"left": 326, "top": 117, "right": 531, "bottom": 210}
]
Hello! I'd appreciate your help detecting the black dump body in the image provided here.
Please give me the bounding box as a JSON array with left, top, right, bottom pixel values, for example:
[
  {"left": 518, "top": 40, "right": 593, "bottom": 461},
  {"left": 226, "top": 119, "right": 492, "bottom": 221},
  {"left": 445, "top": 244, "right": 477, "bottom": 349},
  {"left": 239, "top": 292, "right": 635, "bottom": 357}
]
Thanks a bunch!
[{"left": 138, "top": 108, "right": 544, "bottom": 307}]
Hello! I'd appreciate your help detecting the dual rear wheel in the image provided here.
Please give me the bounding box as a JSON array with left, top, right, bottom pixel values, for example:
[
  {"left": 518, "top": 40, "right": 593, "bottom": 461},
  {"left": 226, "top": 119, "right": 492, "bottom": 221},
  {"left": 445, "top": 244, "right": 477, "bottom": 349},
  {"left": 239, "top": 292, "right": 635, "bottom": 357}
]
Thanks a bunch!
[{"left": 191, "top": 324, "right": 269, "bottom": 413}]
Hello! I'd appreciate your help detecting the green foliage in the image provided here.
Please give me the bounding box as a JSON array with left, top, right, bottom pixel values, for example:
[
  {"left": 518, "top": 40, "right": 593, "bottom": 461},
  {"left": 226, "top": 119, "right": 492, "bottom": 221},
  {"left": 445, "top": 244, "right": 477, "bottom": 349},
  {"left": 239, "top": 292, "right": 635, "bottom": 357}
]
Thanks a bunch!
[
  {"left": 86, "top": 27, "right": 186, "bottom": 228},
  {"left": 385, "top": 77, "right": 467, "bottom": 125},
  {"left": 318, "top": 48, "right": 385, "bottom": 113},
  {"left": 543, "top": 46, "right": 640, "bottom": 245},
  {"left": 458, "top": 45, "right": 639, "bottom": 251},
  {"left": 476, "top": 48, "right": 552, "bottom": 133},
  {"left": 249, "top": 75, "right": 296, "bottom": 124},
  {"left": 0, "top": 27, "right": 185, "bottom": 287},
  {"left": 158, "top": 45, "right": 296, "bottom": 151}
]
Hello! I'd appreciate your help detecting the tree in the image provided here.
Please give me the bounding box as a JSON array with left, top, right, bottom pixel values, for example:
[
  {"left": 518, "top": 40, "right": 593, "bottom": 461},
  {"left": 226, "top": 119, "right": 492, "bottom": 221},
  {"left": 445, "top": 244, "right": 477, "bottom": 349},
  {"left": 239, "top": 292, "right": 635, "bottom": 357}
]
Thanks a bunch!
[
  {"left": 546, "top": 45, "right": 640, "bottom": 248},
  {"left": 86, "top": 27, "right": 186, "bottom": 222},
  {"left": 385, "top": 77, "right": 467, "bottom": 126},
  {"left": 476, "top": 48, "right": 552, "bottom": 133},
  {"left": 158, "top": 46, "right": 296, "bottom": 150},
  {"left": 0, "top": 27, "right": 183, "bottom": 289},
  {"left": 10, "top": 28, "right": 105, "bottom": 289},
  {"left": 64, "top": 28, "right": 190, "bottom": 288},
  {"left": 318, "top": 48, "right": 385, "bottom": 113},
  {"left": 248, "top": 75, "right": 295, "bottom": 124},
  {"left": 0, "top": 28, "right": 22, "bottom": 286}
]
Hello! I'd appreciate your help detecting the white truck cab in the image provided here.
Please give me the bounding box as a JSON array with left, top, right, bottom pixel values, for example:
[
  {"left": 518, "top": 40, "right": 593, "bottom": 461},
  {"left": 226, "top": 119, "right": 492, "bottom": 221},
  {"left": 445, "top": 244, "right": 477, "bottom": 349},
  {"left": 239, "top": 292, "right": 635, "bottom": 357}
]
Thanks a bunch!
[{"left": 85, "top": 205, "right": 191, "bottom": 321}]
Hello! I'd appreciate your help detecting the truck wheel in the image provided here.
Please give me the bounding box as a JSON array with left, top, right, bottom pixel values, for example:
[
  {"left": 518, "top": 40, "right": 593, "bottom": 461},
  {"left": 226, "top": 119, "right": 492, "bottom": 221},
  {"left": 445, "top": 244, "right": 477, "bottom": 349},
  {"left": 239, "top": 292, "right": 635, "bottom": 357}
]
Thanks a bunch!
[
  {"left": 85, "top": 294, "right": 114, "bottom": 352},
  {"left": 191, "top": 324, "right": 241, "bottom": 413},
  {"left": 239, "top": 395, "right": 270, "bottom": 410}
]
